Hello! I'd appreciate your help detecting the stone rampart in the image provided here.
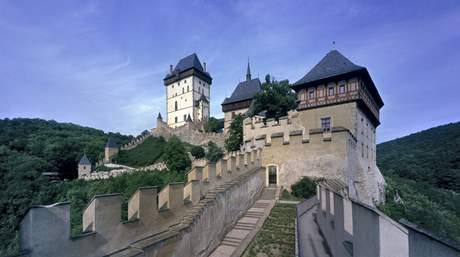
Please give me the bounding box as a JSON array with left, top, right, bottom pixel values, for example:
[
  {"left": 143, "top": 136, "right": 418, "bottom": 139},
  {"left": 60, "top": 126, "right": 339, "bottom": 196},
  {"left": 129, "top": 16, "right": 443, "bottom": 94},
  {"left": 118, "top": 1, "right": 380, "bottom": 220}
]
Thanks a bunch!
[
  {"left": 314, "top": 182, "right": 460, "bottom": 257},
  {"left": 19, "top": 149, "right": 264, "bottom": 257}
]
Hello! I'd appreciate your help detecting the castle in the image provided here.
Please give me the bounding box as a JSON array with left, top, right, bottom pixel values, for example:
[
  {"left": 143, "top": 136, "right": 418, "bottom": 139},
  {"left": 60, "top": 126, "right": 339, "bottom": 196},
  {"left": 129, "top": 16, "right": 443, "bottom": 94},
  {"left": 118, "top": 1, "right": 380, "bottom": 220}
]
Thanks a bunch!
[{"left": 23, "top": 50, "right": 458, "bottom": 257}]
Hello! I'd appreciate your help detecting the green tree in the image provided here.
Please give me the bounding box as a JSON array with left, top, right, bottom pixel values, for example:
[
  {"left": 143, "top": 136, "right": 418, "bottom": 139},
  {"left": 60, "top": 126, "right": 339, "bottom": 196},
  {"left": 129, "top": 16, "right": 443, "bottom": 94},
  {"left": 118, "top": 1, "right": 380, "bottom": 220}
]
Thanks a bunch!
[
  {"left": 206, "top": 141, "right": 224, "bottom": 162},
  {"left": 291, "top": 177, "right": 322, "bottom": 199},
  {"left": 162, "top": 136, "right": 191, "bottom": 173},
  {"left": 248, "top": 74, "right": 297, "bottom": 121},
  {"left": 190, "top": 145, "right": 205, "bottom": 159},
  {"left": 225, "top": 114, "right": 244, "bottom": 152},
  {"left": 203, "top": 117, "right": 222, "bottom": 133}
]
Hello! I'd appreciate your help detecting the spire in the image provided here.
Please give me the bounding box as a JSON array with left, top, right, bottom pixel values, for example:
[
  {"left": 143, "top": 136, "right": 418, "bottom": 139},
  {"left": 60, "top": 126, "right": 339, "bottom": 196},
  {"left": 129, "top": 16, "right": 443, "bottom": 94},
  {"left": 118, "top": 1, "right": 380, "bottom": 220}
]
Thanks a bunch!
[
  {"left": 79, "top": 153, "right": 91, "bottom": 165},
  {"left": 246, "top": 59, "right": 251, "bottom": 81},
  {"left": 157, "top": 112, "right": 163, "bottom": 121}
]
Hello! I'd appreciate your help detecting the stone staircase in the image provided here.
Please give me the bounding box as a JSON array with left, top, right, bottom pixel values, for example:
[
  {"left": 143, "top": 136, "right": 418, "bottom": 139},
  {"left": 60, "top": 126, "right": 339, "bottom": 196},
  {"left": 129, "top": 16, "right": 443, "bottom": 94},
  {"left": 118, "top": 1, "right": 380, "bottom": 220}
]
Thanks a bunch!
[{"left": 210, "top": 187, "right": 279, "bottom": 257}]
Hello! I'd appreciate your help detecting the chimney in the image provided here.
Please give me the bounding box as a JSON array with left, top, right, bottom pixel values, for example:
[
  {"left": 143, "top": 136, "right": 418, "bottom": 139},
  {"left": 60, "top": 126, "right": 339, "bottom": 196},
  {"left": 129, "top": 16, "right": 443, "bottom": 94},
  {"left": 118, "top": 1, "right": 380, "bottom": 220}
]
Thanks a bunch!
[
  {"left": 169, "top": 65, "right": 173, "bottom": 73},
  {"left": 203, "top": 62, "right": 207, "bottom": 72}
]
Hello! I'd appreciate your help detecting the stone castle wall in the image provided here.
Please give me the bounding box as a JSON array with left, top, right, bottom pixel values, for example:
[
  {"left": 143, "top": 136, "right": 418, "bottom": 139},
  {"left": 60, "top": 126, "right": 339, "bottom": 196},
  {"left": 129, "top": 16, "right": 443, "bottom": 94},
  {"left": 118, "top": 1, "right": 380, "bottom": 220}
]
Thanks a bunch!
[
  {"left": 121, "top": 120, "right": 226, "bottom": 151},
  {"left": 19, "top": 149, "right": 264, "bottom": 257},
  {"left": 242, "top": 109, "right": 385, "bottom": 205}
]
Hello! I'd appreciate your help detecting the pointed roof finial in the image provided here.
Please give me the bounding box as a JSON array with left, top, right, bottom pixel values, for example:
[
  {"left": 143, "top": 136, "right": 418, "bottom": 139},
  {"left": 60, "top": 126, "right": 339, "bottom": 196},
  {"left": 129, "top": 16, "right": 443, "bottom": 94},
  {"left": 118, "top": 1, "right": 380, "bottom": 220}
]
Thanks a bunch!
[
  {"left": 246, "top": 58, "right": 251, "bottom": 81},
  {"left": 332, "top": 41, "right": 336, "bottom": 49},
  {"left": 157, "top": 112, "right": 163, "bottom": 120}
]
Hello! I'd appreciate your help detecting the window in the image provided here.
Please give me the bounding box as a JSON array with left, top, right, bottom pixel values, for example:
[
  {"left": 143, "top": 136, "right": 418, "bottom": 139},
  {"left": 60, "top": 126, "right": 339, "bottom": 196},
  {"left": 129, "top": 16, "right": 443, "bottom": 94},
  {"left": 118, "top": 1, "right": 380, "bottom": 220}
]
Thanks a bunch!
[
  {"left": 328, "top": 87, "right": 334, "bottom": 96},
  {"left": 361, "top": 143, "right": 364, "bottom": 157},
  {"left": 174, "top": 101, "right": 178, "bottom": 111},
  {"left": 339, "top": 85, "right": 346, "bottom": 94},
  {"left": 321, "top": 117, "right": 331, "bottom": 131},
  {"left": 182, "top": 88, "right": 184, "bottom": 94},
  {"left": 83, "top": 166, "right": 86, "bottom": 170},
  {"left": 231, "top": 112, "right": 235, "bottom": 118},
  {"left": 199, "top": 81, "right": 201, "bottom": 84},
  {"left": 187, "top": 86, "right": 189, "bottom": 92},
  {"left": 309, "top": 90, "right": 315, "bottom": 99},
  {"left": 184, "top": 115, "right": 186, "bottom": 121},
  {"left": 175, "top": 117, "right": 178, "bottom": 123},
  {"left": 184, "top": 80, "right": 187, "bottom": 83}
]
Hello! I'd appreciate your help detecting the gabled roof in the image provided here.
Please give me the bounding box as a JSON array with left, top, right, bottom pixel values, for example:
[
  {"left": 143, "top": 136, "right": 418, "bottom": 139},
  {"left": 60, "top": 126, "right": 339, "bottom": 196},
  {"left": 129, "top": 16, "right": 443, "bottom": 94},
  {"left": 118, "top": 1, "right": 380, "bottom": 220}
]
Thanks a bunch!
[
  {"left": 222, "top": 78, "right": 262, "bottom": 105},
  {"left": 293, "top": 50, "right": 364, "bottom": 86},
  {"left": 106, "top": 138, "right": 118, "bottom": 148},
  {"left": 79, "top": 154, "right": 91, "bottom": 165}
]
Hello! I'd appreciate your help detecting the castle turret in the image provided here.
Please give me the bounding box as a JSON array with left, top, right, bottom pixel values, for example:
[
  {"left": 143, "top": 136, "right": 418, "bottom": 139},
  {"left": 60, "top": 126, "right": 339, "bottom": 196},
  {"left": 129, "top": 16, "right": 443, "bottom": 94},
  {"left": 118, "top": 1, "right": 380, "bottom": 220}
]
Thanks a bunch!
[
  {"left": 78, "top": 154, "right": 92, "bottom": 178},
  {"left": 104, "top": 138, "right": 119, "bottom": 164}
]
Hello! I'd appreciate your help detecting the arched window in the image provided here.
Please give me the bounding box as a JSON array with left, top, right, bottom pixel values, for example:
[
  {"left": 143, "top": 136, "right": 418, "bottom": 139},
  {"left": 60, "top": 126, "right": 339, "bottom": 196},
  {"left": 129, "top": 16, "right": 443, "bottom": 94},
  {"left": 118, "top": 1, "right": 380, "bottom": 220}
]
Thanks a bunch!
[{"left": 175, "top": 101, "right": 178, "bottom": 111}]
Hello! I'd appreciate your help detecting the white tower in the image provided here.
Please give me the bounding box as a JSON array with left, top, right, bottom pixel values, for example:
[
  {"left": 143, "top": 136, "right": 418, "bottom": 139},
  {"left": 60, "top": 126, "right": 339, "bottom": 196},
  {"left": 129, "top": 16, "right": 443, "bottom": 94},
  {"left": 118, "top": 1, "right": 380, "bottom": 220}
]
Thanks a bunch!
[{"left": 163, "top": 53, "right": 212, "bottom": 128}]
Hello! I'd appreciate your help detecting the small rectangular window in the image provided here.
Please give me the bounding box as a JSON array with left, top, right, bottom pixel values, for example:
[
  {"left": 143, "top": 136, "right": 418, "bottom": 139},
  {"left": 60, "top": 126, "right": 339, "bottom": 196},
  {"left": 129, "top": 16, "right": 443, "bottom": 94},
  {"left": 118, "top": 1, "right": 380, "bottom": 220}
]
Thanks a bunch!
[
  {"left": 321, "top": 117, "right": 331, "bottom": 131},
  {"left": 339, "top": 85, "right": 346, "bottom": 94},
  {"left": 309, "top": 90, "right": 315, "bottom": 99},
  {"left": 328, "top": 87, "right": 334, "bottom": 96},
  {"left": 175, "top": 117, "right": 178, "bottom": 123},
  {"left": 184, "top": 115, "right": 186, "bottom": 121}
]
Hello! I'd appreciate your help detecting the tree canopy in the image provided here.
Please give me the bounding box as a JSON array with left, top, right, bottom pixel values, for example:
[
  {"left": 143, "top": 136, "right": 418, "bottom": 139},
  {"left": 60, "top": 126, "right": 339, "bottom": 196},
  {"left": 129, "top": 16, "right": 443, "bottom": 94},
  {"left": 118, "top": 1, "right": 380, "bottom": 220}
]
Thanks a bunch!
[
  {"left": 248, "top": 74, "right": 297, "bottom": 121},
  {"left": 225, "top": 114, "right": 244, "bottom": 152},
  {"left": 162, "top": 136, "right": 191, "bottom": 173},
  {"left": 205, "top": 141, "right": 224, "bottom": 162},
  {"left": 203, "top": 117, "right": 223, "bottom": 133}
]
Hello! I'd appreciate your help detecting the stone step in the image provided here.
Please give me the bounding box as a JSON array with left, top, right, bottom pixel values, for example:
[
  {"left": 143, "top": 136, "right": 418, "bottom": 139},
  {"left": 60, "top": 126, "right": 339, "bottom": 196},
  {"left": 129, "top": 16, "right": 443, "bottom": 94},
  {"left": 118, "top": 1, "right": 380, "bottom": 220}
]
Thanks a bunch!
[
  {"left": 221, "top": 240, "right": 240, "bottom": 247},
  {"left": 222, "top": 237, "right": 241, "bottom": 244}
]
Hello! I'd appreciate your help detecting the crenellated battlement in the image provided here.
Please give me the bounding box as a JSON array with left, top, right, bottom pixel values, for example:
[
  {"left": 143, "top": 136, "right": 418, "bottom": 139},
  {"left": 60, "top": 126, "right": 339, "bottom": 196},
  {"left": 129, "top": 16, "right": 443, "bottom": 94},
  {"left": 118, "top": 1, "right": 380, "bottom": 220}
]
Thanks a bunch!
[{"left": 19, "top": 148, "right": 264, "bottom": 257}]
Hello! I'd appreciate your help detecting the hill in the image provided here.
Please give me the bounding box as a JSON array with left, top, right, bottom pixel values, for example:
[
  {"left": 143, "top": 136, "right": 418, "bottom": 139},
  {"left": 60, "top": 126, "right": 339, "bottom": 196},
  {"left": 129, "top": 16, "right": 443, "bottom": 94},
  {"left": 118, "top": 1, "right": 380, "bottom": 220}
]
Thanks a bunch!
[
  {"left": 377, "top": 121, "right": 460, "bottom": 241},
  {"left": 0, "top": 118, "right": 193, "bottom": 256},
  {"left": 0, "top": 118, "right": 133, "bottom": 179}
]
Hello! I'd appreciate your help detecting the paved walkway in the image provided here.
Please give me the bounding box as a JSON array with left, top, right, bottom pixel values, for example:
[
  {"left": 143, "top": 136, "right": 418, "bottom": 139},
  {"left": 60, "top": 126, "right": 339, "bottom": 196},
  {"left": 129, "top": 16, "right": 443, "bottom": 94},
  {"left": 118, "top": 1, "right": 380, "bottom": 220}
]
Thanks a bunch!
[
  {"left": 297, "top": 200, "right": 331, "bottom": 257},
  {"left": 209, "top": 187, "right": 278, "bottom": 257}
]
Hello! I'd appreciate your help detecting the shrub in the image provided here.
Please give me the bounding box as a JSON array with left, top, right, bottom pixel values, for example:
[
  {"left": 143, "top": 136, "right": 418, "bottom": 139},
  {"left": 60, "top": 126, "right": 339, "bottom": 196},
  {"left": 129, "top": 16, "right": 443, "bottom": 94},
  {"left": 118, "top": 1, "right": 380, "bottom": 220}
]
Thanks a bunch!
[
  {"left": 203, "top": 117, "right": 223, "bottom": 133},
  {"left": 162, "top": 136, "right": 191, "bottom": 173},
  {"left": 206, "top": 141, "right": 224, "bottom": 162},
  {"left": 291, "top": 177, "right": 320, "bottom": 199},
  {"left": 190, "top": 145, "right": 205, "bottom": 159}
]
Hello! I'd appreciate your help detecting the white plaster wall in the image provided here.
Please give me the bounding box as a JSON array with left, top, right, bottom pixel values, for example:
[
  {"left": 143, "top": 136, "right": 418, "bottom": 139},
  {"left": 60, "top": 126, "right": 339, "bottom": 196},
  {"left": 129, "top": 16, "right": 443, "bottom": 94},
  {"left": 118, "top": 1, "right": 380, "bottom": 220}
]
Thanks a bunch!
[
  {"left": 166, "top": 75, "right": 210, "bottom": 127},
  {"left": 379, "top": 216, "right": 409, "bottom": 257}
]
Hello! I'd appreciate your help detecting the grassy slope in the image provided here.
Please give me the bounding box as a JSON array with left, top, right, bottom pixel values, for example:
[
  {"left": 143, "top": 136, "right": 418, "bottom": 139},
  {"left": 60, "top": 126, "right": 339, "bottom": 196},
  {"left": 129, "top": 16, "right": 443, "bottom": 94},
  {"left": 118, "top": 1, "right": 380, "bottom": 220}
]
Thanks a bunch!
[{"left": 377, "top": 121, "right": 460, "bottom": 241}]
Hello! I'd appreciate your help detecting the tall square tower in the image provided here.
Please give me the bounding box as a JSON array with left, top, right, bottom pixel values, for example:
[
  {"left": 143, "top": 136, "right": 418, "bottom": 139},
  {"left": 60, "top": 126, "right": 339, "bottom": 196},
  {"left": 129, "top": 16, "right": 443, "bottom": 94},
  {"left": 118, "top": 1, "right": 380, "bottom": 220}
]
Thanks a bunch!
[{"left": 163, "top": 53, "right": 212, "bottom": 128}]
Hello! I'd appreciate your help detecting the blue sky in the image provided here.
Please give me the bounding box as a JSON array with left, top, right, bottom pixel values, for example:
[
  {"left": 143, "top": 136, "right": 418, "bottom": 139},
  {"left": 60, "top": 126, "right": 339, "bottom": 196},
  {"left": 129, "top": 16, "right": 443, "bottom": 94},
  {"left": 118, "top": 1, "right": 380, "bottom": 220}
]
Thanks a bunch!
[{"left": 0, "top": 0, "right": 459, "bottom": 142}]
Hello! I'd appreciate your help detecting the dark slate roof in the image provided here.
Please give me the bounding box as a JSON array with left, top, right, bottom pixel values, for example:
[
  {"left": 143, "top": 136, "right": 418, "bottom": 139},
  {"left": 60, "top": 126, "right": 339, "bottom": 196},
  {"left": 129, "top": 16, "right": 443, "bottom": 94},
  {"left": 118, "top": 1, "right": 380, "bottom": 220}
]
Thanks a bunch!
[
  {"left": 222, "top": 78, "right": 262, "bottom": 105},
  {"left": 293, "top": 50, "right": 364, "bottom": 86},
  {"left": 106, "top": 138, "right": 118, "bottom": 148},
  {"left": 174, "top": 53, "right": 204, "bottom": 72},
  {"left": 79, "top": 154, "right": 91, "bottom": 165}
]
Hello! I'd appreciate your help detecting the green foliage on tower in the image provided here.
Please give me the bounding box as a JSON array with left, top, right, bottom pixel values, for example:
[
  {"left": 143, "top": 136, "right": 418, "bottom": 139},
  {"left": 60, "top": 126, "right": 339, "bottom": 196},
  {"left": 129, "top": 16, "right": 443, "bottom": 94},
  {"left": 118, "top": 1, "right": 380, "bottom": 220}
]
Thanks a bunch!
[
  {"left": 248, "top": 74, "right": 297, "bottom": 121},
  {"left": 225, "top": 114, "right": 244, "bottom": 152}
]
